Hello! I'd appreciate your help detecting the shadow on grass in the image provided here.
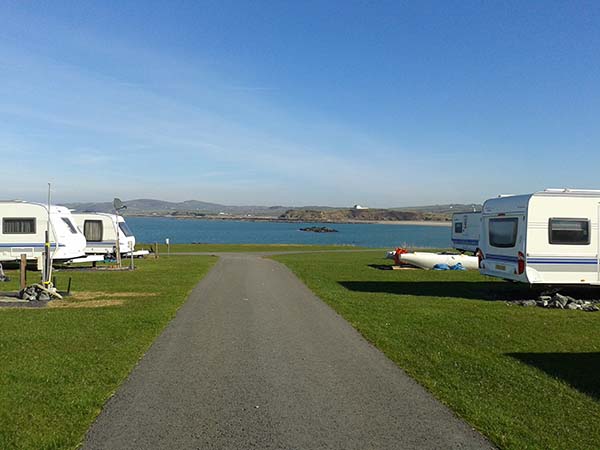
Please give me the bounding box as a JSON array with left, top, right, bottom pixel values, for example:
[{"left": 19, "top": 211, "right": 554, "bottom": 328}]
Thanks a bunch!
[
  {"left": 339, "top": 281, "right": 600, "bottom": 301},
  {"left": 339, "top": 280, "right": 543, "bottom": 301},
  {"left": 508, "top": 352, "right": 600, "bottom": 401}
]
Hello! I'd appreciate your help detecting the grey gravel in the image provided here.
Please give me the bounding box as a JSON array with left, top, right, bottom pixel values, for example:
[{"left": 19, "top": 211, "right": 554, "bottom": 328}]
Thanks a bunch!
[{"left": 84, "top": 254, "right": 492, "bottom": 450}]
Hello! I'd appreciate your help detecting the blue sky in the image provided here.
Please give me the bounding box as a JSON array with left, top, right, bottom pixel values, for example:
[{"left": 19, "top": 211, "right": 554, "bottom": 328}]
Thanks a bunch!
[{"left": 1, "top": 1, "right": 599, "bottom": 207}]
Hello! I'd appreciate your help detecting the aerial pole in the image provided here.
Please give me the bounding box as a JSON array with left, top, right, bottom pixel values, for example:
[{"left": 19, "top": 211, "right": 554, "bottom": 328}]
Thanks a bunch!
[
  {"left": 113, "top": 198, "right": 127, "bottom": 268},
  {"left": 43, "top": 183, "right": 52, "bottom": 287}
]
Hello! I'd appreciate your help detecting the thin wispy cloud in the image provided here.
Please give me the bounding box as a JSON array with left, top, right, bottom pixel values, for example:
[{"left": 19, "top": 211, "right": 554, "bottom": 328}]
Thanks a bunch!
[{"left": 1, "top": 2, "right": 598, "bottom": 206}]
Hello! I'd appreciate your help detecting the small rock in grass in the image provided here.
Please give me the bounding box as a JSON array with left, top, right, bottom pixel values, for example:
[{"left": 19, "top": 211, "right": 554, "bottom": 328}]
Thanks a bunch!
[
  {"left": 566, "top": 303, "right": 581, "bottom": 310},
  {"left": 521, "top": 300, "right": 537, "bottom": 307},
  {"left": 582, "top": 305, "right": 600, "bottom": 312}
]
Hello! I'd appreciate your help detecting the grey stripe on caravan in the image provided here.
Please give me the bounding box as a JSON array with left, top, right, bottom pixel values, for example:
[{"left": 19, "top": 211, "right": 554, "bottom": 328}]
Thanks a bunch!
[{"left": 528, "top": 264, "right": 598, "bottom": 272}]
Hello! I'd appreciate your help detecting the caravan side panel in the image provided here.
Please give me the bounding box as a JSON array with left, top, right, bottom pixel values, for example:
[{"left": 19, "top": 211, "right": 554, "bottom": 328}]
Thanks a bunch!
[
  {"left": 524, "top": 195, "right": 599, "bottom": 284},
  {"left": 451, "top": 212, "right": 481, "bottom": 253}
]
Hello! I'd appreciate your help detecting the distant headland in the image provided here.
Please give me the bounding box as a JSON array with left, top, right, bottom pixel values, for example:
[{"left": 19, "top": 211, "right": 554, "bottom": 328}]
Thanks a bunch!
[{"left": 64, "top": 199, "right": 481, "bottom": 226}]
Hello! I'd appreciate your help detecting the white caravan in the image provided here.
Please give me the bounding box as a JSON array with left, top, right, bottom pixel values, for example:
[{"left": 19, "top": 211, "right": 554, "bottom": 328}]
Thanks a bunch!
[
  {"left": 0, "top": 201, "right": 86, "bottom": 269},
  {"left": 451, "top": 212, "right": 481, "bottom": 253},
  {"left": 72, "top": 213, "right": 135, "bottom": 256},
  {"left": 479, "top": 189, "right": 600, "bottom": 285}
]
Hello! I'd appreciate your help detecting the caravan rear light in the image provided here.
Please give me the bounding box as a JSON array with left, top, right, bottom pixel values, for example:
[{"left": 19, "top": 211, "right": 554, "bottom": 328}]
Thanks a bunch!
[
  {"left": 476, "top": 249, "right": 484, "bottom": 268},
  {"left": 517, "top": 251, "right": 525, "bottom": 275}
]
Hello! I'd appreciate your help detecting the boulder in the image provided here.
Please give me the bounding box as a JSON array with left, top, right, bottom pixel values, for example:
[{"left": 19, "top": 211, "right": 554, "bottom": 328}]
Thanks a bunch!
[
  {"left": 521, "top": 300, "right": 537, "bottom": 307},
  {"left": 551, "top": 293, "right": 569, "bottom": 308}
]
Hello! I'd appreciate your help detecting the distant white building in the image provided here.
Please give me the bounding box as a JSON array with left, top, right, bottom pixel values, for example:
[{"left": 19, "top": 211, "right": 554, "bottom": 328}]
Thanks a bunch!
[{"left": 353, "top": 204, "right": 369, "bottom": 210}]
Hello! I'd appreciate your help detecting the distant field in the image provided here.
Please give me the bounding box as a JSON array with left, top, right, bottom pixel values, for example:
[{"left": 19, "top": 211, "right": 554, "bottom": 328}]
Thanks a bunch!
[
  {"left": 144, "top": 243, "right": 370, "bottom": 253},
  {"left": 0, "top": 256, "right": 216, "bottom": 449},
  {"left": 274, "top": 251, "right": 600, "bottom": 450}
]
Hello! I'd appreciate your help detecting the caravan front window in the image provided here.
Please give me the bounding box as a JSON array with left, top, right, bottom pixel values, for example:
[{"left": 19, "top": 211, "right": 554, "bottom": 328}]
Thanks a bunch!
[
  {"left": 489, "top": 218, "right": 518, "bottom": 248},
  {"left": 3, "top": 218, "right": 36, "bottom": 234},
  {"left": 454, "top": 222, "right": 463, "bottom": 234},
  {"left": 61, "top": 218, "right": 78, "bottom": 234},
  {"left": 119, "top": 222, "right": 133, "bottom": 237},
  {"left": 549, "top": 219, "right": 590, "bottom": 245}
]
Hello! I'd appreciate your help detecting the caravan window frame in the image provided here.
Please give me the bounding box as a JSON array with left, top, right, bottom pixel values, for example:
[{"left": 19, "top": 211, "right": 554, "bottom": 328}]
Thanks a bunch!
[
  {"left": 118, "top": 221, "right": 133, "bottom": 237},
  {"left": 548, "top": 218, "right": 590, "bottom": 245},
  {"left": 83, "top": 220, "right": 104, "bottom": 242},
  {"left": 2, "top": 217, "right": 37, "bottom": 234},
  {"left": 61, "top": 217, "right": 78, "bottom": 234},
  {"left": 488, "top": 217, "right": 519, "bottom": 248}
]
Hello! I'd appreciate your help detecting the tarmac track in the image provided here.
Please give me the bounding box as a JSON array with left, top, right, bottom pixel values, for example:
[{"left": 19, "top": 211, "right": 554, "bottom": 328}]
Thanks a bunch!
[{"left": 84, "top": 253, "right": 492, "bottom": 450}]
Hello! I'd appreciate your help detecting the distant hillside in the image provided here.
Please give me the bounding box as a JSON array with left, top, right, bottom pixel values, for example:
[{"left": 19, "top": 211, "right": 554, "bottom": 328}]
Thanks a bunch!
[
  {"left": 65, "top": 199, "right": 478, "bottom": 221},
  {"left": 391, "top": 204, "right": 481, "bottom": 214},
  {"left": 278, "top": 209, "right": 448, "bottom": 222},
  {"left": 65, "top": 199, "right": 335, "bottom": 216}
]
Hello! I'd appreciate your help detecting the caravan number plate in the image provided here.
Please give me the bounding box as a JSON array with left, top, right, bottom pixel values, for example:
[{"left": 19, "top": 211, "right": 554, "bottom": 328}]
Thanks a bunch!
[{"left": 495, "top": 264, "right": 506, "bottom": 271}]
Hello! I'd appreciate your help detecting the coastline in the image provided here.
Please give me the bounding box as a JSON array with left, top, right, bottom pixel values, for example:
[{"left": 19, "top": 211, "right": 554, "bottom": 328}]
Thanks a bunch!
[{"left": 126, "top": 214, "right": 451, "bottom": 227}]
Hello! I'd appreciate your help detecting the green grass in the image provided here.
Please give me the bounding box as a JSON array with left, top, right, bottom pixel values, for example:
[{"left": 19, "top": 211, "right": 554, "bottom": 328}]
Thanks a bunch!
[
  {"left": 0, "top": 255, "right": 216, "bottom": 449},
  {"left": 273, "top": 251, "right": 600, "bottom": 450},
  {"left": 145, "top": 242, "right": 368, "bottom": 253}
]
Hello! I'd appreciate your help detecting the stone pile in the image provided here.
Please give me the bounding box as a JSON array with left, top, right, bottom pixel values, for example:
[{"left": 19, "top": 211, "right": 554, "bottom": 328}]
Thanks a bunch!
[
  {"left": 515, "top": 293, "right": 599, "bottom": 312},
  {"left": 19, "top": 284, "right": 63, "bottom": 302},
  {"left": 0, "top": 263, "right": 9, "bottom": 282}
]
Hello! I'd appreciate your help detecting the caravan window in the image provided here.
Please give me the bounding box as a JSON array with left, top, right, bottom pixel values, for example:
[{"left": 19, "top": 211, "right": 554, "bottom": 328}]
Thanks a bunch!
[
  {"left": 119, "top": 222, "right": 133, "bottom": 237},
  {"left": 3, "top": 218, "right": 36, "bottom": 234},
  {"left": 549, "top": 219, "right": 590, "bottom": 245},
  {"left": 61, "top": 218, "right": 78, "bottom": 234},
  {"left": 454, "top": 222, "right": 463, "bottom": 234},
  {"left": 84, "top": 220, "right": 103, "bottom": 242},
  {"left": 489, "top": 218, "right": 518, "bottom": 248}
]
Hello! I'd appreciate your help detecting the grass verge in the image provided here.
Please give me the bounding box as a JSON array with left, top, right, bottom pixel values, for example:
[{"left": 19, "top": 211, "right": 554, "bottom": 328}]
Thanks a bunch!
[
  {"left": 145, "top": 243, "right": 368, "bottom": 253},
  {"left": 273, "top": 251, "right": 600, "bottom": 450},
  {"left": 0, "top": 255, "right": 216, "bottom": 449}
]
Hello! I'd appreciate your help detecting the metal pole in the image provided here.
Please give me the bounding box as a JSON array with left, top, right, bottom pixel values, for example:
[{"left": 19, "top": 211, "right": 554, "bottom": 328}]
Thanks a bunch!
[
  {"left": 129, "top": 240, "right": 134, "bottom": 270},
  {"left": 44, "top": 183, "right": 52, "bottom": 286},
  {"left": 114, "top": 215, "right": 121, "bottom": 268}
]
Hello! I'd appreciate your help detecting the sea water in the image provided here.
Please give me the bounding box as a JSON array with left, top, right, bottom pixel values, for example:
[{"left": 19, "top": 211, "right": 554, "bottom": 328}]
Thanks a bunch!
[{"left": 126, "top": 217, "right": 451, "bottom": 248}]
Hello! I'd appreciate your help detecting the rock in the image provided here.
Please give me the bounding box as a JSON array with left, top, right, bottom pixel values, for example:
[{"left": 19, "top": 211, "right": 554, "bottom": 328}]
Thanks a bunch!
[
  {"left": 521, "top": 300, "right": 537, "bottom": 307},
  {"left": 582, "top": 304, "right": 600, "bottom": 312},
  {"left": 299, "top": 226, "right": 338, "bottom": 233},
  {"left": 536, "top": 300, "right": 548, "bottom": 307},
  {"left": 552, "top": 293, "right": 569, "bottom": 308},
  {"left": 37, "top": 292, "right": 50, "bottom": 301},
  {"left": 566, "top": 303, "right": 581, "bottom": 310},
  {"left": 539, "top": 295, "right": 552, "bottom": 302}
]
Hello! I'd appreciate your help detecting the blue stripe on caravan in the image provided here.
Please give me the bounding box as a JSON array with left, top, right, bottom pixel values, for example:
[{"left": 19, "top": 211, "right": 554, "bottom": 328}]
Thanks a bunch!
[
  {"left": 486, "top": 254, "right": 518, "bottom": 263},
  {"left": 0, "top": 243, "right": 65, "bottom": 248},
  {"left": 528, "top": 259, "right": 598, "bottom": 265},
  {"left": 451, "top": 238, "right": 479, "bottom": 245}
]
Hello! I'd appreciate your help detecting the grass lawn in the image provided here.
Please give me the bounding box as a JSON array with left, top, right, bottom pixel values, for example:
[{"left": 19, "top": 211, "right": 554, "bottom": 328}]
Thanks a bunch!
[
  {"left": 146, "top": 242, "right": 369, "bottom": 253},
  {"left": 0, "top": 255, "right": 216, "bottom": 449},
  {"left": 274, "top": 251, "right": 600, "bottom": 450}
]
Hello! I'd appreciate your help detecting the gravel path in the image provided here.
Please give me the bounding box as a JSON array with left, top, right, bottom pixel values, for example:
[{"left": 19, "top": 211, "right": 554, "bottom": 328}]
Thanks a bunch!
[{"left": 84, "top": 254, "right": 492, "bottom": 450}]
